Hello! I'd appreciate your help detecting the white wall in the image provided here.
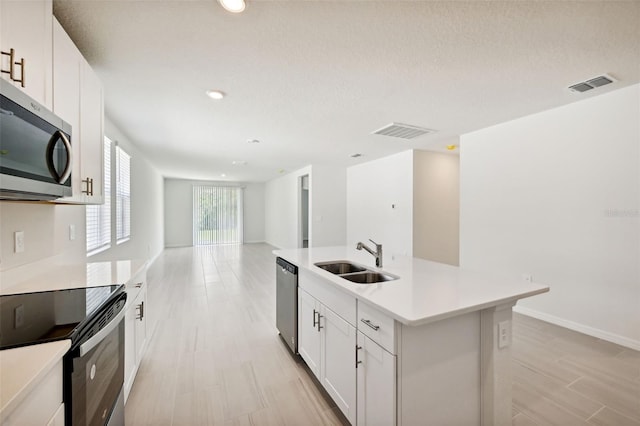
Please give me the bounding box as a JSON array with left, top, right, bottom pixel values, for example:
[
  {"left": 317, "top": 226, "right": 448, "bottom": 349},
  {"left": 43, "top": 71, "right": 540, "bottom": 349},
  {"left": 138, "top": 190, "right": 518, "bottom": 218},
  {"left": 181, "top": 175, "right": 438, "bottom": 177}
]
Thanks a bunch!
[
  {"left": 264, "top": 165, "right": 346, "bottom": 249},
  {"left": 265, "top": 166, "right": 311, "bottom": 249},
  {"left": 243, "top": 183, "right": 266, "bottom": 243},
  {"left": 413, "top": 151, "right": 460, "bottom": 265},
  {"left": 460, "top": 84, "right": 640, "bottom": 349},
  {"left": 0, "top": 117, "right": 164, "bottom": 289},
  {"left": 90, "top": 117, "right": 165, "bottom": 262},
  {"left": 347, "top": 150, "right": 414, "bottom": 258},
  {"left": 164, "top": 179, "right": 265, "bottom": 247},
  {"left": 309, "top": 165, "right": 347, "bottom": 248}
]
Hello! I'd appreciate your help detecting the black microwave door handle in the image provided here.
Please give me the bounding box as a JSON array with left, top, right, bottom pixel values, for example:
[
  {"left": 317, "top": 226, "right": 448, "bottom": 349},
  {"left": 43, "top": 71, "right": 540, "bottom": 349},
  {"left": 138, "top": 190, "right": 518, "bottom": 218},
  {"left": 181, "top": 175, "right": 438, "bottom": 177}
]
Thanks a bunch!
[{"left": 45, "top": 130, "right": 72, "bottom": 184}]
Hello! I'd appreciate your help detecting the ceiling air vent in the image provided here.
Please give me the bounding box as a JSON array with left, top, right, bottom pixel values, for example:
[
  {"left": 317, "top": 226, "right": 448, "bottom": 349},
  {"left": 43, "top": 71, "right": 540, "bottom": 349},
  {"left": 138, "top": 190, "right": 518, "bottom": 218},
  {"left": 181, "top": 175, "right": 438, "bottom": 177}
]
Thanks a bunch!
[
  {"left": 568, "top": 74, "right": 615, "bottom": 93},
  {"left": 372, "top": 123, "right": 436, "bottom": 140}
]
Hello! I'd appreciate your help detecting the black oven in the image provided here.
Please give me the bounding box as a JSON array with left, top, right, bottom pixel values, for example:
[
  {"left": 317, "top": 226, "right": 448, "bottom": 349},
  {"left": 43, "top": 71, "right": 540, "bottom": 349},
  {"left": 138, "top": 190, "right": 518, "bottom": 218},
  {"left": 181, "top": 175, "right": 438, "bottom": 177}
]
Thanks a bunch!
[
  {"left": 0, "top": 285, "right": 127, "bottom": 426},
  {"left": 64, "top": 291, "right": 127, "bottom": 426}
]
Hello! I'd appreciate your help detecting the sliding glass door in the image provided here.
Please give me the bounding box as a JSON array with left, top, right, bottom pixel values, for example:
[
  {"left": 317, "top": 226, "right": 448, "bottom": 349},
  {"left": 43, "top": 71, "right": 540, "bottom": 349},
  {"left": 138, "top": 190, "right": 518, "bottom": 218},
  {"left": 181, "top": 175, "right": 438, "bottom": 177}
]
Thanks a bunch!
[{"left": 193, "top": 186, "right": 243, "bottom": 245}]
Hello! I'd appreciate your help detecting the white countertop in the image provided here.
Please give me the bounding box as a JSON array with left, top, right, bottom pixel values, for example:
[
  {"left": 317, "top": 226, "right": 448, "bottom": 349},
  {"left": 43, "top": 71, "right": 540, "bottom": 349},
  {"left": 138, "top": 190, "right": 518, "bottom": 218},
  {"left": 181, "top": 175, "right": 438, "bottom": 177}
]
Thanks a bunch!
[
  {"left": 0, "top": 340, "right": 70, "bottom": 421},
  {"left": 0, "top": 259, "right": 147, "bottom": 295},
  {"left": 0, "top": 258, "right": 148, "bottom": 421},
  {"left": 274, "top": 246, "right": 549, "bottom": 326}
]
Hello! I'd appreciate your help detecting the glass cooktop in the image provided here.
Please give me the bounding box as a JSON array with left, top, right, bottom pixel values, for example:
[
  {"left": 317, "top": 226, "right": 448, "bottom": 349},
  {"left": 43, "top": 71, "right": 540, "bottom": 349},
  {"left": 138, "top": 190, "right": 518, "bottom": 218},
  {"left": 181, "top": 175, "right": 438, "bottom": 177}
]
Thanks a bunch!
[{"left": 0, "top": 285, "right": 123, "bottom": 350}]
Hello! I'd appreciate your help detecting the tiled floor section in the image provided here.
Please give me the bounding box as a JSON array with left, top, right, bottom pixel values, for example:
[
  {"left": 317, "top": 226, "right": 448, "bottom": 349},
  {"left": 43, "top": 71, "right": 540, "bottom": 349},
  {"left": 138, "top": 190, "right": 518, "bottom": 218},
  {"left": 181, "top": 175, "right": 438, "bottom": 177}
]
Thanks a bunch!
[{"left": 125, "top": 244, "right": 640, "bottom": 425}]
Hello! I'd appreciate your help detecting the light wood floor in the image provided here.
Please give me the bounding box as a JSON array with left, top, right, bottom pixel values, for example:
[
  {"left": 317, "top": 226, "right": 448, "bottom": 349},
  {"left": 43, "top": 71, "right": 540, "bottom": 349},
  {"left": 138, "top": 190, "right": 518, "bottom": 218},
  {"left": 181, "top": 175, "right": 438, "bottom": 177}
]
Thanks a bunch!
[{"left": 125, "top": 244, "right": 640, "bottom": 426}]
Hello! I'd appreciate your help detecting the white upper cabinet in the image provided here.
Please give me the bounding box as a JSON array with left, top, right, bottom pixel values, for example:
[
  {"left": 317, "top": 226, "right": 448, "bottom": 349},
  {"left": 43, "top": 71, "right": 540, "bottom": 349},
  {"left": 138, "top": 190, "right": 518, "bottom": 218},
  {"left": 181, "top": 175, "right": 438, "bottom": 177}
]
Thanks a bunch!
[
  {"left": 52, "top": 18, "right": 104, "bottom": 204},
  {"left": 0, "top": 0, "right": 53, "bottom": 108}
]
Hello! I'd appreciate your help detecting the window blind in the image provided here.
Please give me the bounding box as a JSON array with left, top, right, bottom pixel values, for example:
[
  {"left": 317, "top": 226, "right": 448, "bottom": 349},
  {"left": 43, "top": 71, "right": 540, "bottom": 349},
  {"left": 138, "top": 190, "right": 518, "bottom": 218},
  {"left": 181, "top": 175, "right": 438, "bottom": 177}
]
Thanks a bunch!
[
  {"left": 193, "top": 186, "right": 243, "bottom": 245},
  {"left": 115, "top": 146, "right": 131, "bottom": 243},
  {"left": 86, "top": 137, "right": 112, "bottom": 255}
]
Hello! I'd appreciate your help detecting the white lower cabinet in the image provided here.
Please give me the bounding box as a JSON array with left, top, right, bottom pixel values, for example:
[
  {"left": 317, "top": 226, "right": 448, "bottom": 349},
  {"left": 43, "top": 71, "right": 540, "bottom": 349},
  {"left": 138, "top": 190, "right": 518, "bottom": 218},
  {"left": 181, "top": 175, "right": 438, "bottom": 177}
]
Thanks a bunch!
[
  {"left": 46, "top": 404, "right": 65, "bottom": 426},
  {"left": 3, "top": 359, "right": 63, "bottom": 425},
  {"left": 298, "top": 288, "right": 356, "bottom": 424},
  {"left": 298, "top": 288, "right": 321, "bottom": 377},
  {"left": 321, "top": 306, "right": 357, "bottom": 424},
  {"left": 124, "top": 271, "right": 148, "bottom": 402},
  {"left": 356, "top": 331, "right": 396, "bottom": 426}
]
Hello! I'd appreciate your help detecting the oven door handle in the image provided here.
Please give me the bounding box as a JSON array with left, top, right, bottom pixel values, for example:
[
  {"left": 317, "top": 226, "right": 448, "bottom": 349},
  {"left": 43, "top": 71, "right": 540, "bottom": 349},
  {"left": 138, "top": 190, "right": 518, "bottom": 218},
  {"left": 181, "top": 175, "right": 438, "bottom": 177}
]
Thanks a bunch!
[{"left": 79, "top": 308, "right": 125, "bottom": 357}]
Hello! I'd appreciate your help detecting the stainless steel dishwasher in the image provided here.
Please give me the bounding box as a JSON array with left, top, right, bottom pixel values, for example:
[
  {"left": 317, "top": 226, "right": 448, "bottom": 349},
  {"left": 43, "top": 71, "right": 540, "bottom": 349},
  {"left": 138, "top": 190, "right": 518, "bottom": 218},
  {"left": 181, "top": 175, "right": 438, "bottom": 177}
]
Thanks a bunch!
[{"left": 276, "top": 257, "right": 298, "bottom": 354}]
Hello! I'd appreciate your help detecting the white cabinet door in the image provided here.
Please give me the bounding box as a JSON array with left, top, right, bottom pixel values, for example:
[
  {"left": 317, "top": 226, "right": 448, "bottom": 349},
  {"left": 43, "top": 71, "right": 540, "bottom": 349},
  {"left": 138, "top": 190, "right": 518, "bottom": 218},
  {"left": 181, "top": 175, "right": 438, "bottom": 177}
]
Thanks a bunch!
[
  {"left": 0, "top": 0, "right": 52, "bottom": 107},
  {"left": 321, "top": 306, "right": 356, "bottom": 425},
  {"left": 298, "top": 288, "right": 321, "bottom": 378},
  {"left": 124, "top": 294, "right": 137, "bottom": 401},
  {"left": 134, "top": 286, "right": 147, "bottom": 362},
  {"left": 52, "top": 19, "right": 83, "bottom": 202},
  {"left": 79, "top": 58, "right": 104, "bottom": 204},
  {"left": 52, "top": 19, "right": 104, "bottom": 204},
  {"left": 357, "top": 331, "right": 396, "bottom": 426}
]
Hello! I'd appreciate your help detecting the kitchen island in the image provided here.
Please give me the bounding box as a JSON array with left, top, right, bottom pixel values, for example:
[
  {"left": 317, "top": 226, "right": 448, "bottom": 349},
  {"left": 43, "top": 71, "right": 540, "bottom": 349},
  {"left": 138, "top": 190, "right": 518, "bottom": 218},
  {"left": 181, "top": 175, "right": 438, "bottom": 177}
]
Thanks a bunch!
[{"left": 274, "top": 246, "right": 549, "bottom": 426}]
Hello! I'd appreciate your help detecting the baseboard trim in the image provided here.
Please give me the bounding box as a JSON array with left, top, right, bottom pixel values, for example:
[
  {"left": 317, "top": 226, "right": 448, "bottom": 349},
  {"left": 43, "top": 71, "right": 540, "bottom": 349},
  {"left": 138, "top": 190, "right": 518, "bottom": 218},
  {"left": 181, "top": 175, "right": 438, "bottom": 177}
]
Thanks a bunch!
[{"left": 514, "top": 306, "right": 640, "bottom": 351}]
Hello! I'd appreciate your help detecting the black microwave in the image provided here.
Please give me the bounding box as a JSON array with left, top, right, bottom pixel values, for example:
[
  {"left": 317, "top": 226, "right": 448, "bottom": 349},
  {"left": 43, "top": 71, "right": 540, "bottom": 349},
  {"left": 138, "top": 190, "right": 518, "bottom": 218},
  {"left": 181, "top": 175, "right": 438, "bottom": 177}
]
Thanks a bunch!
[{"left": 0, "top": 79, "right": 72, "bottom": 200}]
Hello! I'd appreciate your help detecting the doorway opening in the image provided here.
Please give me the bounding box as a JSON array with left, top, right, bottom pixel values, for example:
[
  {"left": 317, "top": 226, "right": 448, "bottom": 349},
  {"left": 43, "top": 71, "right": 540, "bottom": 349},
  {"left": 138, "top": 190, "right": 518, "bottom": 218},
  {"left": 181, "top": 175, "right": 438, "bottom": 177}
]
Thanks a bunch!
[{"left": 299, "top": 175, "right": 309, "bottom": 248}]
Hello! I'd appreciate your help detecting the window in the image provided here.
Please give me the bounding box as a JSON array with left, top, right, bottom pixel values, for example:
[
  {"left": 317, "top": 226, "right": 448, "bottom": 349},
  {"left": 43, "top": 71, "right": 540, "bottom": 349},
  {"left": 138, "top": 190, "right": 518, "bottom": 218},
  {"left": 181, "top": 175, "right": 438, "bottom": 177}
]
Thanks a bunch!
[
  {"left": 86, "top": 137, "right": 112, "bottom": 255},
  {"left": 193, "top": 186, "right": 243, "bottom": 245},
  {"left": 115, "top": 146, "right": 131, "bottom": 243}
]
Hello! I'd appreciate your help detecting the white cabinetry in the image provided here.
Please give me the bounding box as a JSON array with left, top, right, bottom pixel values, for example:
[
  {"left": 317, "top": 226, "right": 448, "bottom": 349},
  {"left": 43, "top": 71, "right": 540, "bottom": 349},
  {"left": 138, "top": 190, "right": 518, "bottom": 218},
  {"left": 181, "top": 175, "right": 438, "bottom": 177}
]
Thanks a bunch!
[
  {"left": 298, "top": 269, "right": 357, "bottom": 424},
  {"left": 298, "top": 288, "right": 321, "bottom": 377},
  {"left": 52, "top": 18, "right": 104, "bottom": 204},
  {"left": 297, "top": 269, "right": 397, "bottom": 426},
  {"left": 124, "top": 268, "right": 148, "bottom": 401},
  {"left": 320, "top": 305, "right": 356, "bottom": 424},
  {"left": 2, "top": 359, "right": 63, "bottom": 425},
  {"left": 0, "top": 0, "right": 53, "bottom": 108},
  {"left": 356, "top": 331, "right": 396, "bottom": 426}
]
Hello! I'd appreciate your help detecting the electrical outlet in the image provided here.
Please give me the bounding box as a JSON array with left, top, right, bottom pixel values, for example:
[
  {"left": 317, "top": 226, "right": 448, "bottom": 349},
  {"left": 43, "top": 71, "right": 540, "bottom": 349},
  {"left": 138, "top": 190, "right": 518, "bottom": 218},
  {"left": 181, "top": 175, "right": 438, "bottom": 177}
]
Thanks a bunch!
[
  {"left": 14, "top": 304, "right": 24, "bottom": 329},
  {"left": 14, "top": 231, "right": 24, "bottom": 253},
  {"left": 522, "top": 273, "right": 533, "bottom": 283},
  {"left": 69, "top": 224, "right": 76, "bottom": 241},
  {"left": 498, "top": 320, "right": 511, "bottom": 348}
]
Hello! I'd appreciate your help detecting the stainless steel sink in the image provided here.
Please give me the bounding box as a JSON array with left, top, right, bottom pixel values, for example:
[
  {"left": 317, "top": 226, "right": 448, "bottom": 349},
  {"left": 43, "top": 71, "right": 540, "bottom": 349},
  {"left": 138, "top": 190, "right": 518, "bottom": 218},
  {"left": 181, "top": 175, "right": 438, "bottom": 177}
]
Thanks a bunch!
[
  {"left": 340, "top": 271, "right": 398, "bottom": 284},
  {"left": 315, "top": 261, "right": 367, "bottom": 275},
  {"left": 314, "top": 261, "right": 398, "bottom": 284}
]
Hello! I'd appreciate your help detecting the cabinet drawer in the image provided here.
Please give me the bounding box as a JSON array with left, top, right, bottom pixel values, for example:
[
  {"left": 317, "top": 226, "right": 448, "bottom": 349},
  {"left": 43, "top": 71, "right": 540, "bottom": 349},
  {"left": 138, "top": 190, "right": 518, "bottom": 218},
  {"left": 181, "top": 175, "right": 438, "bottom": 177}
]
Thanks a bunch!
[
  {"left": 299, "top": 269, "right": 356, "bottom": 326},
  {"left": 357, "top": 301, "right": 397, "bottom": 354}
]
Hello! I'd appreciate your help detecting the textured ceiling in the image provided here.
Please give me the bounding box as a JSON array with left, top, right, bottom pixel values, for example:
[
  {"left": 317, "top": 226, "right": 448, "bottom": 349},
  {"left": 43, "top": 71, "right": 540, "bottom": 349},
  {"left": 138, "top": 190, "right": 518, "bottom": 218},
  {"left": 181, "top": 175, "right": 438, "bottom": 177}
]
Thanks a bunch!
[{"left": 53, "top": 0, "right": 640, "bottom": 182}]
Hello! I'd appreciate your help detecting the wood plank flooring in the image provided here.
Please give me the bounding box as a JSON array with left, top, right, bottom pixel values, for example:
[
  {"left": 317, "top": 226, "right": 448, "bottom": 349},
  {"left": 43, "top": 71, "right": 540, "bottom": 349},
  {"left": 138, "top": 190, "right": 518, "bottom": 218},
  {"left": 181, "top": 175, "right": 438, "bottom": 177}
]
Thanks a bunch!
[{"left": 125, "top": 244, "right": 640, "bottom": 425}]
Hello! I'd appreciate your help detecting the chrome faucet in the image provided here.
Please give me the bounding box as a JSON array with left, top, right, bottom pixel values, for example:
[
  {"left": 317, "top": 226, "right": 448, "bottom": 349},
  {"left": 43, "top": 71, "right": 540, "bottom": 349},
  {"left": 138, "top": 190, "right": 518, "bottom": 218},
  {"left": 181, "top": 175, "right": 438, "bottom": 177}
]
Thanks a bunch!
[{"left": 356, "top": 239, "right": 383, "bottom": 268}]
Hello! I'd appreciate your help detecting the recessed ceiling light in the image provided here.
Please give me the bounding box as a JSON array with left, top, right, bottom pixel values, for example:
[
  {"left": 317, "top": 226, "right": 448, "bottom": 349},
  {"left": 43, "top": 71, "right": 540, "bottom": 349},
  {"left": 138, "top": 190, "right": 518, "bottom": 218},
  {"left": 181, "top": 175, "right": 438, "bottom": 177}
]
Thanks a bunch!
[
  {"left": 219, "top": 0, "right": 245, "bottom": 13},
  {"left": 247, "top": 139, "right": 260, "bottom": 144},
  {"left": 446, "top": 145, "right": 457, "bottom": 151},
  {"left": 221, "top": 173, "right": 227, "bottom": 177},
  {"left": 232, "top": 160, "right": 247, "bottom": 165},
  {"left": 206, "top": 90, "right": 225, "bottom": 100}
]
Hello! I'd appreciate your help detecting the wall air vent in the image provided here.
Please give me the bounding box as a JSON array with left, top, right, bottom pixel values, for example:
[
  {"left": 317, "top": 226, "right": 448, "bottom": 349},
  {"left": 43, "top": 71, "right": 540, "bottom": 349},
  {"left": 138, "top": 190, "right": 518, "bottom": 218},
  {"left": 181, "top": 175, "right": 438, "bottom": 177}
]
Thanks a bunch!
[
  {"left": 372, "top": 123, "right": 436, "bottom": 140},
  {"left": 568, "top": 74, "right": 616, "bottom": 93}
]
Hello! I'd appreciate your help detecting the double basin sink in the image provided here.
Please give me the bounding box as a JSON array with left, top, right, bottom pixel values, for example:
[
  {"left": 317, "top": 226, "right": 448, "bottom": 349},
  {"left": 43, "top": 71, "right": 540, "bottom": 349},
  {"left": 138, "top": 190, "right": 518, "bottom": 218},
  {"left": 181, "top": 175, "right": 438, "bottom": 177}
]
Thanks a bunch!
[{"left": 314, "top": 261, "right": 398, "bottom": 284}]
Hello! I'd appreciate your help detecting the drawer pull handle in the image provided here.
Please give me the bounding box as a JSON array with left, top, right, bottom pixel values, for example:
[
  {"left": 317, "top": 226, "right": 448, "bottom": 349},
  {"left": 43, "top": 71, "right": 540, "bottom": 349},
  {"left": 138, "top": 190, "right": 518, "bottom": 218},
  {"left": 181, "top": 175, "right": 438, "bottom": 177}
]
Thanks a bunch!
[
  {"left": 313, "top": 309, "right": 318, "bottom": 328},
  {"left": 355, "top": 345, "right": 362, "bottom": 368},
  {"left": 136, "top": 301, "right": 144, "bottom": 321},
  {"left": 134, "top": 282, "right": 143, "bottom": 288},
  {"left": 361, "top": 318, "right": 380, "bottom": 331}
]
